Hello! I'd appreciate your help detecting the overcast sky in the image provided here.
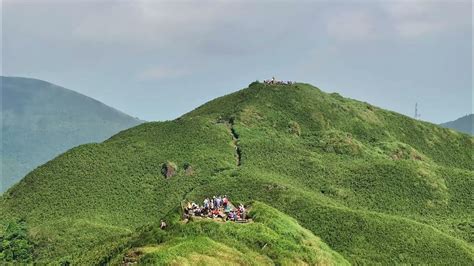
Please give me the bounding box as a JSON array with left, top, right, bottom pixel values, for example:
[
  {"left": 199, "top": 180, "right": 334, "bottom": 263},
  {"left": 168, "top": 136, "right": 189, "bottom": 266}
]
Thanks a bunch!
[{"left": 2, "top": 0, "right": 472, "bottom": 123}]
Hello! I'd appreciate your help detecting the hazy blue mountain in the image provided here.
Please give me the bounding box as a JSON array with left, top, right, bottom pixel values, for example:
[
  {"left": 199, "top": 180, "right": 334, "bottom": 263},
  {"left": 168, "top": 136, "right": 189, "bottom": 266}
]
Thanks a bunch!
[
  {"left": 1, "top": 76, "right": 143, "bottom": 192},
  {"left": 440, "top": 114, "right": 473, "bottom": 135}
]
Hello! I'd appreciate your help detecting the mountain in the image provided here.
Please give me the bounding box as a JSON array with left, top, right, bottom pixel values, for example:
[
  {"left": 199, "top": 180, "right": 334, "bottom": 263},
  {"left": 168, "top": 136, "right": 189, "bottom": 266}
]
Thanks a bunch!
[
  {"left": 1, "top": 82, "right": 473, "bottom": 264},
  {"left": 440, "top": 114, "right": 473, "bottom": 135},
  {"left": 1, "top": 76, "right": 143, "bottom": 192}
]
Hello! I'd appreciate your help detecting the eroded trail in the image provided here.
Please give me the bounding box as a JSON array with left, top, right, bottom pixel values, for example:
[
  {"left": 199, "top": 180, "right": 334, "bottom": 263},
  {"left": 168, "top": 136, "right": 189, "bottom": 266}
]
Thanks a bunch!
[{"left": 227, "top": 119, "right": 242, "bottom": 166}]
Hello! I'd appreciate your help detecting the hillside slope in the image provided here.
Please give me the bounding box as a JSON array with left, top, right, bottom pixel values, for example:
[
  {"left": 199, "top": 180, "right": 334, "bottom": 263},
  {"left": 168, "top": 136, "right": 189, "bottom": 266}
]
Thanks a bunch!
[
  {"left": 441, "top": 114, "right": 473, "bottom": 135},
  {"left": 111, "top": 201, "right": 349, "bottom": 265},
  {"left": 1, "top": 82, "right": 473, "bottom": 264},
  {"left": 1, "top": 76, "right": 143, "bottom": 192}
]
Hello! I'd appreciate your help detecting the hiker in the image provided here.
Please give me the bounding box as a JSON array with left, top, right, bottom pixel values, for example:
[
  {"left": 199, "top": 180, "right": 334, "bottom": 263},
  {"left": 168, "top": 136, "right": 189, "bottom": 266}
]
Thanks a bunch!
[
  {"left": 232, "top": 211, "right": 238, "bottom": 221},
  {"left": 227, "top": 211, "right": 234, "bottom": 221},
  {"left": 223, "top": 195, "right": 228, "bottom": 209},
  {"left": 224, "top": 204, "right": 231, "bottom": 214},
  {"left": 160, "top": 220, "right": 167, "bottom": 230},
  {"left": 203, "top": 198, "right": 209, "bottom": 209},
  {"left": 211, "top": 208, "right": 221, "bottom": 218},
  {"left": 201, "top": 207, "right": 208, "bottom": 216},
  {"left": 183, "top": 196, "right": 248, "bottom": 222},
  {"left": 195, "top": 207, "right": 202, "bottom": 216},
  {"left": 183, "top": 212, "right": 190, "bottom": 220},
  {"left": 239, "top": 204, "right": 246, "bottom": 220},
  {"left": 215, "top": 196, "right": 222, "bottom": 209}
]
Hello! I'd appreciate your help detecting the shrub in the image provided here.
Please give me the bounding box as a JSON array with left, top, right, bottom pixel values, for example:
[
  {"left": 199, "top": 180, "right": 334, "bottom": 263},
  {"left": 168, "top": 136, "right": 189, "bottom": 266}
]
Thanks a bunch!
[
  {"left": 249, "top": 81, "right": 260, "bottom": 87},
  {"left": 183, "top": 163, "right": 194, "bottom": 176},
  {"left": 161, "top": 161, "right": 177, "bottom": 178},
  {"left": 317, "top": 130, "right": 363, "bottom": 155},
  {"left": 377, "top": 141, "right": 425, "bottom": 161},
  {"left": 0, "top": 220, "right": 33, "bottom": 262},
  {"left": 288, "top": 121, "right": 301, "bottom": 136}
]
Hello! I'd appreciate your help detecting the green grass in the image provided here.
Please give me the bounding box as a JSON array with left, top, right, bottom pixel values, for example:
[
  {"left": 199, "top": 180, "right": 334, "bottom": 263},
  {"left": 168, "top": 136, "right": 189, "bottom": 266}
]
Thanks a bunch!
[
  {"left": 115, "top": 201, "right": 349, "bottom": 265},
  {"left": 1, "top": 82, "right": 473, "bottom": 264}
]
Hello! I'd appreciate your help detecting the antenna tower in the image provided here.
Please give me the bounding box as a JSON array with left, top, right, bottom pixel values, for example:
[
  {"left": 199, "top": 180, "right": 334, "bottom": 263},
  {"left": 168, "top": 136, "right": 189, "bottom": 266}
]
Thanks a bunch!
[{"left": 414, "top": 103, "right": 421, "bottom": 119}]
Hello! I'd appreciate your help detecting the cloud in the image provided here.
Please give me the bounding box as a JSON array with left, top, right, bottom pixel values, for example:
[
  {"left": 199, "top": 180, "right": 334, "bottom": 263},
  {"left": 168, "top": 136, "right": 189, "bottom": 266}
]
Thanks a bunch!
[
  {"left": 136, "top": 66, "right": 189, "bottom": 81},
  {"left": 70, "top": 1, "right": 317, "bottom": 55},
  {"left": 323, "top": 0, "right": 471, "bottom": 42},
  {"left": 72, "top": 1, "right": 243, "bottom": 49},
  {"left": 325, "top": 10, "right": 378, "bottom": 42},
  {"left": 383, "top": 0, "right": 471, "bottom": 39}
]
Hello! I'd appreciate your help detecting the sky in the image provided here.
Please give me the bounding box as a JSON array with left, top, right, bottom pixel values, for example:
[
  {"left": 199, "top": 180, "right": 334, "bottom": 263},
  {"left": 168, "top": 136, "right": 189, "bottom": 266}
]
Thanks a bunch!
[{"left": 1, "top": 0, "right": 472, "bottom": 123}]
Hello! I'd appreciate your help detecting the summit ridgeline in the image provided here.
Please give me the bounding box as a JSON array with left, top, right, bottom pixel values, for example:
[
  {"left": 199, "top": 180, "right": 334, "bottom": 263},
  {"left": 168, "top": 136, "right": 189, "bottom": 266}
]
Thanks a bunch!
[{"left": 1, "top": 81, "right": 473, "bottom": 264}]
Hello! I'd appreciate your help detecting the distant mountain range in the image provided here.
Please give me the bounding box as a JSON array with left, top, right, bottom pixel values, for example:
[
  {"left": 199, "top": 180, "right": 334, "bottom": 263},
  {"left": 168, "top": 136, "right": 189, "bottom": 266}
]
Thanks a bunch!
[
  {"left": 440, "top": 114, "right": 473, "bottom": 135},
  {"left": 1, "top": 76, "right": 143, "bottom": 192}
]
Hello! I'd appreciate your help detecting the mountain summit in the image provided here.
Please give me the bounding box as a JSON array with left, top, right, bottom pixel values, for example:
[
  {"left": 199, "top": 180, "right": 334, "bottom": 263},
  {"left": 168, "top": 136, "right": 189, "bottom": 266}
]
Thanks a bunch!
[
  {"left": 1, "top": 76, "right": 142, "bottom": 192},
  {"left": 1, "top": 82, "right": 472, "bottom": 264}
]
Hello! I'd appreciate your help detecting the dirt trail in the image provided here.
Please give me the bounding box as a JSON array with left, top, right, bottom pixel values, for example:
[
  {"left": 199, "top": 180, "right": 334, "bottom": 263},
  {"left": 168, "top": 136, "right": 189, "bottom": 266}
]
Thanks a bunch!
[{"left": 227, "top": 119, "right": 242, "bottom": 166}]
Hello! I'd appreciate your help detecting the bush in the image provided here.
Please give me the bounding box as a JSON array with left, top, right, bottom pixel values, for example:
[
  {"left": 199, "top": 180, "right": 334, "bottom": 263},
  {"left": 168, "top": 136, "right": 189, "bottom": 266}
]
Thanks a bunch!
[
  {"left": 0, "top": 220, "right": 33, "bottom": 262},
  {"left": 317, "top": 130, "right": 363, "bottom": 155},
  {"left": 161, "top": 161, "right": 178, "bottom": 178},
  {"left": 288, "top": 121, "right": 301, "bottom": 136},
  {"left": 183, "top": 163, "right": 194, "bottom": 176},
  {"left": 249, "top": 81, "right": 260, "bottom": 87}
]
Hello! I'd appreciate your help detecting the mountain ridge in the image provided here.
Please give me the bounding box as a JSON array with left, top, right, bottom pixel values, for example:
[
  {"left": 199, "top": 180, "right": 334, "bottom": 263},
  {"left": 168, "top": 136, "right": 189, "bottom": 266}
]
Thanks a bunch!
[
  {"left": 1, "top": 81, "right": 472, "bottom": 264},
  {"left": 440, "top": 114, "right": 473, "bottom": 135},
  {"left": 1, "top": 76, "right": 143, "bottom": 192}
]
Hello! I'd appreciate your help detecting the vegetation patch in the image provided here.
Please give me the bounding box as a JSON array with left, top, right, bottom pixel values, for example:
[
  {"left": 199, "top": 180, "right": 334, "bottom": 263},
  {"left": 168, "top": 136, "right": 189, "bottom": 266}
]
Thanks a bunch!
[
  {"left": 240, "top": 106, "right": 264, "bottom": 127},
  {"left": 288, "top": 121, "right": 301, "bottom": 136},
  {"left": 0, "top": 220, "right": 33, "bottom": 263},
  {"left": 314, "top": 130, "right": 364, "bottom": 155},
  {"left": 183, "top": 162, "right": 194, "bottom": 176},
  {"left": 161, "top": 161, "right": 178, "bottom": 178},
  {"left": 376, "top": 141, "right": 426, "bottom": 161}
]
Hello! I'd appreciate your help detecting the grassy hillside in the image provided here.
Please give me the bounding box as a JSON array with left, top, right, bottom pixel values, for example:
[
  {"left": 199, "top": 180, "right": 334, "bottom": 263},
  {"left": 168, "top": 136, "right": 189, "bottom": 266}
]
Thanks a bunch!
[
  {"left": 1, "top": 82, "right": 473, "bottom": 264},
  {"left": 1, "top": 76, "right": 143, "bottom": 192},
  {"left": 441, "top": 114, "right": 473, "bottom": 135},
  {"left": 110, "top": 201, "right": 349, "bottom": 265}
]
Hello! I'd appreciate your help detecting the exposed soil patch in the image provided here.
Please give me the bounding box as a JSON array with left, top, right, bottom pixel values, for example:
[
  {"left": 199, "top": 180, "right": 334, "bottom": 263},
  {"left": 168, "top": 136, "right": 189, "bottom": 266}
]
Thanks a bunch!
[{"left": 226, "top": 119, "right": 242, "bottom": 167}]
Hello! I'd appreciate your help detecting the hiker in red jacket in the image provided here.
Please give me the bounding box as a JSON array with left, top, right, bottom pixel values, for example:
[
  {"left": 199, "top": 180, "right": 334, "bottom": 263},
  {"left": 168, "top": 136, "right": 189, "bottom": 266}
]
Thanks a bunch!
[{"left": 223, "top": 195, "right": 228, "bottom": 208}]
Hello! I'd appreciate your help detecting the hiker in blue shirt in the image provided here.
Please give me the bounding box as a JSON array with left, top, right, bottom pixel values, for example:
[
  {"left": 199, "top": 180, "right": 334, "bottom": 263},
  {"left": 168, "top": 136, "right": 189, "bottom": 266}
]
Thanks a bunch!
[
  {"left": 216, "top": 196, "right": 222, "bottom": 209},
  {"left": 203, "top": 198, "right": 209, "bottom": 209}
]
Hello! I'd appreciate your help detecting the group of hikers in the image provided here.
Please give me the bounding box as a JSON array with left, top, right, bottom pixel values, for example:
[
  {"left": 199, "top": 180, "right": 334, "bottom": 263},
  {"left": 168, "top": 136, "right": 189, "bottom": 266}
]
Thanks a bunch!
[
  {"left": 183, "top": 195, "right": 248, "bottom": 222},
  {"left": 263, "top": 77, "right": 295, "bottom": 85}
]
